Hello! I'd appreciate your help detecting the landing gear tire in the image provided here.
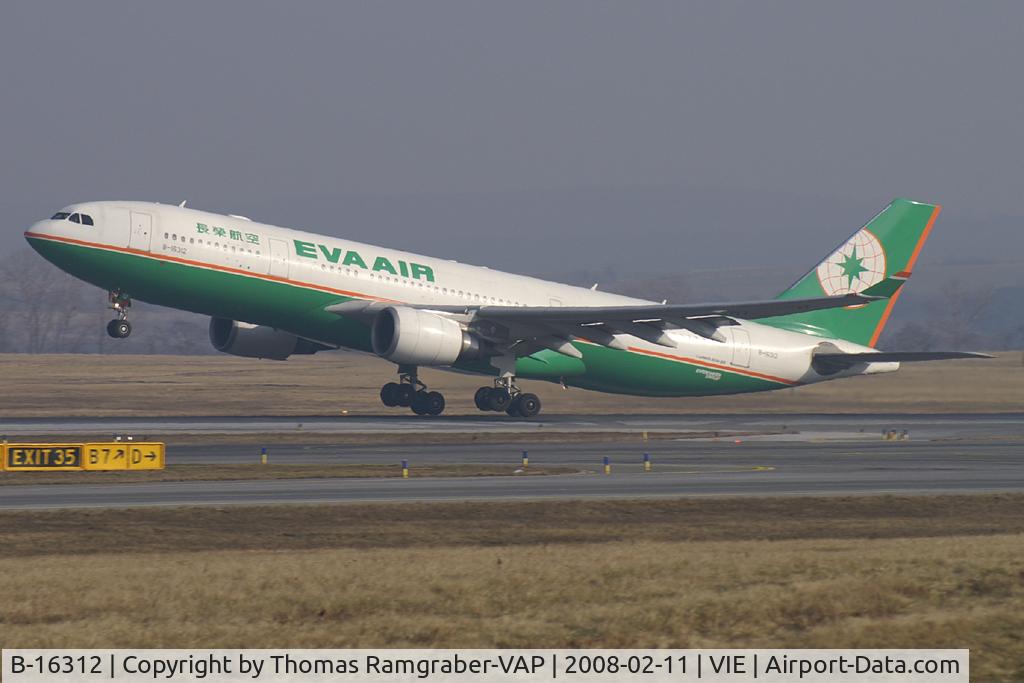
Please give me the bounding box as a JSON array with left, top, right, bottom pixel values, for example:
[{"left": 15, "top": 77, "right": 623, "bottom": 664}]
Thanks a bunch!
[
  {"left": 380, "top": 382, "right": 401, "bottom": 407},
  {"left": 381, "top": 366, "right": 444, "bottom": 416},
  {"left": 505, "top": 395, "right": 522, "bottom": 416},
  {"left": 474, "top": 387, "right": 492, "bottom": 411},
  {"left": 505, "top": 393, "right": 541, "bottom": 417},
  {"left": 395, "top": 383, "right": 416, "bottom": 407},
  {"left": 424, "top": 391, "right": 445, "bottom": 416},
  {"left": 411, "top": 391, "right": 430, "bottom": 416},
  {"left": 107, "top": 319, "right": 131, "bottom": 339},
  {"left": 474, "top": 385, "right": 542, "bottom": 417},
  {"left": 487, "top": 388, "right": 512, "bottom": 412},
  {"left": 410, "top": 390, "right": 444, "bottom": 416},
  {"left": 516, "top": 393, "right": 542, "bottom": 418}
]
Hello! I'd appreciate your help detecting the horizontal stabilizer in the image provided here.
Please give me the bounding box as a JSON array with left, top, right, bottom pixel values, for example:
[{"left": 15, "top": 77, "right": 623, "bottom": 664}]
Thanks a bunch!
[
  {"left": 813, "top": 350, "right": 992, "bottom": 374},
  {"left": 859, "top": 272, "right": 910, "bottom": 299}
]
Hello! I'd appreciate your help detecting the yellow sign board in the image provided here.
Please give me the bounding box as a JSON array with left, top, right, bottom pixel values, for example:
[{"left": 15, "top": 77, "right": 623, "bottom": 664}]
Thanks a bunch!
[
  {"left": 2, "top": 444, "right": 83, "bottom": 471},
  {"left": 0, "top": 442, "right": 166, "bottom": 472},
  {"left": 83, "top": 442, "right": 165, "bottom": 470},
  {"left": 82, "top": 443, "right": 130, "bottom": 470},
  {"left": 125, "top": 442, "right": 165, "bottom": 470}
]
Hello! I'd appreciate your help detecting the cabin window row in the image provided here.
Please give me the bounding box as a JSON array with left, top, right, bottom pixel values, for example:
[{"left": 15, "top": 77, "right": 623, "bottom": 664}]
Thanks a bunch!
[
  {"left": 164, "top": 232, "right": 261, "bottom": 256},
  {"left": 315, "top": 261, "right": 521, "bottom": 306},
  {"left": 163, "top": 231, "right": 522, "bottom": 306}
]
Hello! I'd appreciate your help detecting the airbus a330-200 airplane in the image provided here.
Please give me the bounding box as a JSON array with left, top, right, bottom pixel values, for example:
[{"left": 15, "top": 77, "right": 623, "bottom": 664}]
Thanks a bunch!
[{"left": 25, "top": 198, "right": 988, "bottom": 417}]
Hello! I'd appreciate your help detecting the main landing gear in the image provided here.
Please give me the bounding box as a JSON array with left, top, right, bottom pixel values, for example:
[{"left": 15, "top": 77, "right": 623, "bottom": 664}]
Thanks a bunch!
[
  {"left": 380, "top": 366, "right": 446, "bottom": 416},
  {"left": 474, "top": 379, "right": 542, "bottom": 418},
  {"left": 106, "top": 292, "right": 132, "bottom": 339}
]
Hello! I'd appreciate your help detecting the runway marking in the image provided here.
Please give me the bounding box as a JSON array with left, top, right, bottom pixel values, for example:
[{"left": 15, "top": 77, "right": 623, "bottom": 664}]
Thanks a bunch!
[{"left": 630, "top": 465, "right": 777, "bottom": 475}]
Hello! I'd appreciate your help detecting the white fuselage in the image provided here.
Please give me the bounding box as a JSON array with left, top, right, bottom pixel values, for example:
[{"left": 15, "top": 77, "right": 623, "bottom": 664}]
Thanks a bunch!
[{"left": 26, "top": 201, "right": 896, "bottom": 394}]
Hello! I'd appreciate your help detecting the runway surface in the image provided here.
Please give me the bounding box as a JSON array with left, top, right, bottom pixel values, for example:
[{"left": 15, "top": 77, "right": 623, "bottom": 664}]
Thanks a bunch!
[
  {"left": 3, "top": 412, "right": 1022, "bottom": 438},
  {"left": 1, "top": 414, "right": 1021, "bottom": 509}
]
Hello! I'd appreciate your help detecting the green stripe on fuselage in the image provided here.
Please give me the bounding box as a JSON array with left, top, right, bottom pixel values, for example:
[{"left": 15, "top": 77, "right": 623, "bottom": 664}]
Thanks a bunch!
[
  {"left": 27, "top": 236, "right": 788, "bottom": 397},
  {"left": 27, "top": 236, "right": 372, "bottom": 351}
]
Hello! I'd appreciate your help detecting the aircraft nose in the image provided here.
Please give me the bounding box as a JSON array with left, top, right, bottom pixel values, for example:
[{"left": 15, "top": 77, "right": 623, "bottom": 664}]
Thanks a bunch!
[{"left": 25, "top": 219, "right": 55, "bottom": 252}]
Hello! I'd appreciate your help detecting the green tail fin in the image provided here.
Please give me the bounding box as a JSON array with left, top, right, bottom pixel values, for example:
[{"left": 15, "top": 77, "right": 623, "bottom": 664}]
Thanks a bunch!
[{"left": 765, "top": 198, "right": 940, "bottom": 347}]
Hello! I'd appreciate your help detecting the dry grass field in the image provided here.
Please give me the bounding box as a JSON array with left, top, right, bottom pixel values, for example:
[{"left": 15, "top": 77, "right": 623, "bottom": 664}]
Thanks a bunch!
[
  {"left": 0, "top": 352, "right": 1019, "bottom": 417},
  {"left": 1, "top": 496, "right": 1023, "bottom": 680}
]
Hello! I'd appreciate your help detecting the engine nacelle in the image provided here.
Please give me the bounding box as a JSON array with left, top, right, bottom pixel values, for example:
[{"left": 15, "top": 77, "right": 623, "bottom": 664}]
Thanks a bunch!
[
  {"left": 209, "top": 317, "right": 323, "bottom": 361},
  {"left": 371, "top": 306, "right": 487, "bottom": 366}
]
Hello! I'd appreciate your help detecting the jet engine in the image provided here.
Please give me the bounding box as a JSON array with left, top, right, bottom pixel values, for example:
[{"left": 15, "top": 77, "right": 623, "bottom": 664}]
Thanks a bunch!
[
  {"left": 371, "top": 306, "right": 488, "bottom": 366},
  {"left": 209, "top": 317, "right": 326, "bottom": 361}
]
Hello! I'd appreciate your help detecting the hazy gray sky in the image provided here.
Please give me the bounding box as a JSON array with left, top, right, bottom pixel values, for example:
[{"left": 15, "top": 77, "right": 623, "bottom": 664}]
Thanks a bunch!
[{"left": 2, "top": 1, "right": 1022, "bottom": 276}]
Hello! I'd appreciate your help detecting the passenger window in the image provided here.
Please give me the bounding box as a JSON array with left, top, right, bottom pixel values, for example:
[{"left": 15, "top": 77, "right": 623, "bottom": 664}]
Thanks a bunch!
[
  {"left": 69, "top": 213, "right": 81, "bottom": 224},
  {"left": 81, "top": 214, "right": 94, "bottom": 226}
]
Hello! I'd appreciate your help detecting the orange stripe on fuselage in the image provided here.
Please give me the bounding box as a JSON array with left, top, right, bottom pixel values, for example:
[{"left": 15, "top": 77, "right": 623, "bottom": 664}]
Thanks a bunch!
[
  {"left": 867, "top": 204, "right": 941, "bottom": 347},
  {"left": 628, "top": 346, "right": 798, "bottom": 386},
  {"left": 28, "top": 231, "right": 799, "bottom": 387},
  {"left": 23, "top": 231, "right": 397, "bottom": 303},
  {"left": 573, "top": 338, "right": 796, "bottom": 386}
]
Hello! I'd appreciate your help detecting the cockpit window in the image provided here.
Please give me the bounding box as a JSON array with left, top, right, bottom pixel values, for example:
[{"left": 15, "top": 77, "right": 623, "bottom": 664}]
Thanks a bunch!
[{"left": 49, "top": 211, "right": 94, "bottom": 225}]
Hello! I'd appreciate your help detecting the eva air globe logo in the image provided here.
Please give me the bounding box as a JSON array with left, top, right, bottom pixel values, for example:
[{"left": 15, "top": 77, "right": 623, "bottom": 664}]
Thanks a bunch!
[{"left": 816, "top": 228, "right": 886, "bottom": 295}]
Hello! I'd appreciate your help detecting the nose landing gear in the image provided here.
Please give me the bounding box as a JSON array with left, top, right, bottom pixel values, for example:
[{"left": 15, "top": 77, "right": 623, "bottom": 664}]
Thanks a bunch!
[
  {"left": 106, "top": 292, "right": 132, "bottom": 339},
  {"left": 380, "top": 365, "right": 446, "bottom": 416},
  {"left": 106, "top": 319, "right": 132, "bottom": 339}
]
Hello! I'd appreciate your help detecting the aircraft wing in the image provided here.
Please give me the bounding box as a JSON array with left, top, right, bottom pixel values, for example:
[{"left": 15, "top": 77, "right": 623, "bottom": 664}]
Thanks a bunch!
[
  {"left": 327, "top": 292, "right": 882, "bottom": 323},
  {"left": 326, "top": 291, "right": 887, "bottom": 358},
  {"left": 408, "top": 292, "right": 875, "bottom": 323}
]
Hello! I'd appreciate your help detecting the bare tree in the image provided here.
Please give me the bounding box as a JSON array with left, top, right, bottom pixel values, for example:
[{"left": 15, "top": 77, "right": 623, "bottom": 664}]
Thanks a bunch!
[
  {"left": 0, "top": 249, "right": 92, "bottom": 352},
  {"left": 929, "top": 279, "right": 995, "bottom": 349}
]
